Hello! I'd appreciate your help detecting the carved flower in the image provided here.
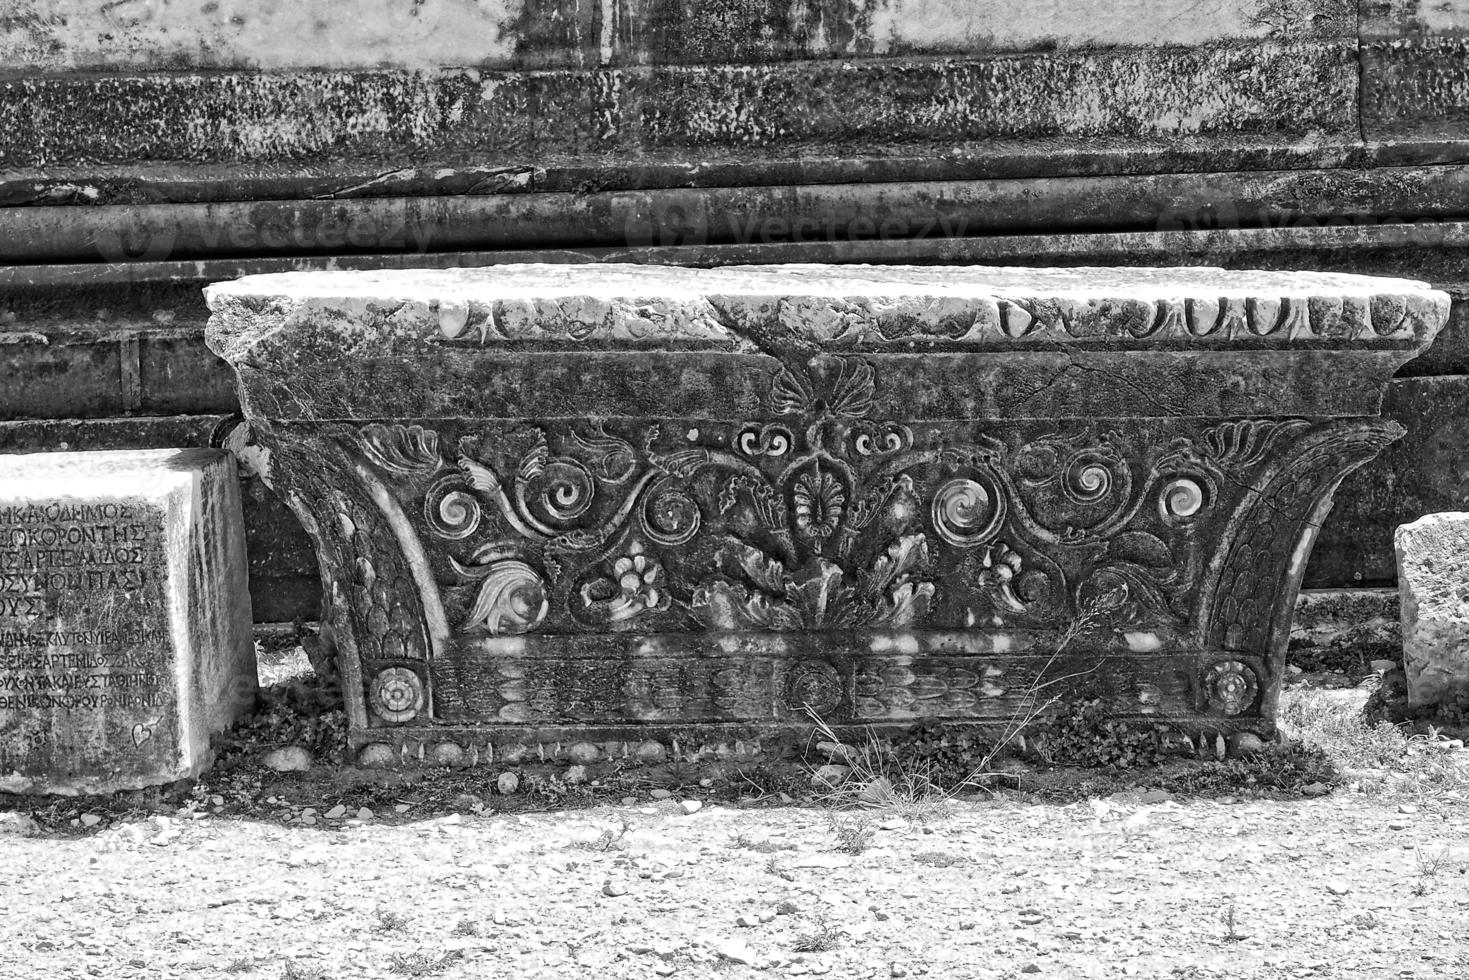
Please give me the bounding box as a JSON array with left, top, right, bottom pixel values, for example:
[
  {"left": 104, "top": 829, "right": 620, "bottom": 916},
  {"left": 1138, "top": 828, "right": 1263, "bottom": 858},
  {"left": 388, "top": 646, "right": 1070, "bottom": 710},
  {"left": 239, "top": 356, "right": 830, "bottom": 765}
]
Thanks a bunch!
[
  {"left": 974, "top": 541, "right": 1027, "bottom": 614},
  {"left": 614, "top": 546, "right": 662, "bottom": 610},
  {"left": 793, "top": 469, "right": 845, "bottom": 539}
]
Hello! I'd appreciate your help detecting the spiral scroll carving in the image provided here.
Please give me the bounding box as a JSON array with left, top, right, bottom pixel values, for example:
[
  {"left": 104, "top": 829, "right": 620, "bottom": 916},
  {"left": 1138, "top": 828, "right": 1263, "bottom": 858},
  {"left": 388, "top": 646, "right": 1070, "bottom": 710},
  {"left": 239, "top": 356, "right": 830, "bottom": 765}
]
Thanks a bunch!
[
  {"left": 642, "top": 487, "right": 702, "bottom": 546},
  {"left": 1064, "top": 451, "right": 1115, "bottom": 504},
  {"left": 1159, "top": 477, "right": 1206, "bottom": 520},
  {"left": 931, "top": 476, "right": 1004, "bottom": 548},
  {"left": 536, "top": 460, "right": 596, "bottom": 522},
  {"left": 424, "top": 477, "right": 481, "bottom": 540}
]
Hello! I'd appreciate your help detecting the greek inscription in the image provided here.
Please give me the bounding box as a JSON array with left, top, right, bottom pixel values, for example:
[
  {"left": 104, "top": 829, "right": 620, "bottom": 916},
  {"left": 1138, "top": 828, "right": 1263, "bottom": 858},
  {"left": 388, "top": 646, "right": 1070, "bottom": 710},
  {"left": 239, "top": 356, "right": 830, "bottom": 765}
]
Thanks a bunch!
[{"left": 0, "top": 502, "right": 172, "bottom": 757}]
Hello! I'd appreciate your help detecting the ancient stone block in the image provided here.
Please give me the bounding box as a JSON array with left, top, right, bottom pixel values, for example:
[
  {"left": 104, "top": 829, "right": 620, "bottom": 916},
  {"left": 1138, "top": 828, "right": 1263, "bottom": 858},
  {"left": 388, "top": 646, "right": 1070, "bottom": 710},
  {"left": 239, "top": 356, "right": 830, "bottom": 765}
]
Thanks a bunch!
[
  {"left": 0, "top": 449, "right": 256, "bottom": 794},
  {"left": 204, "top": 264, "right": 1446, "bottom": 761},
  {"left": 1395, "top": 513, "right": 1469, "bottom": 708}
]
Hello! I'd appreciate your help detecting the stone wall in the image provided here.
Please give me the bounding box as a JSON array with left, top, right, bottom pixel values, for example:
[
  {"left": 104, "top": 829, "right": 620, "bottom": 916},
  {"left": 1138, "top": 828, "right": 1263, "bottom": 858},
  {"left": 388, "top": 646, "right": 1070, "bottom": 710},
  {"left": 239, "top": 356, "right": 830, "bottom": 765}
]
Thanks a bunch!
[{"left": 2, "top": 0, "right": 1468, "bottom": 621}]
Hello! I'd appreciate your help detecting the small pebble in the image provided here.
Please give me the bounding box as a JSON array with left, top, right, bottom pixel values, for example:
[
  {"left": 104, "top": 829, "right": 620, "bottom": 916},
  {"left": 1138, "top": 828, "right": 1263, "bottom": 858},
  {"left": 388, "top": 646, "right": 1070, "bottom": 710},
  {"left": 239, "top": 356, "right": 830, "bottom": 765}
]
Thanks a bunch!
[
  {"left": 650, "top": 789, "right": 673, "bottom": 800},
  {"left": 324, "top": 804, "right": 347, "bottom": 820},
  {"left": 356, "top": 807, "right": 374, "bottom": 820},
  {"left": 79, "top": 814, "right": 102, "bottom": 828},
  {"left": 497, "top": 772, "right": 520, "bottom": 795},
  {"left": 680, "top": 800, "right": 703, "bottom": 815},
  {"left": 1326, "top": 881, "right": 1351, "bottom": 896},
  {"left": 716, "top": 940, "right": 757, "bottom": 965},
  {"left": 603, "top": 881, "right": 628, "bottom": 898}
]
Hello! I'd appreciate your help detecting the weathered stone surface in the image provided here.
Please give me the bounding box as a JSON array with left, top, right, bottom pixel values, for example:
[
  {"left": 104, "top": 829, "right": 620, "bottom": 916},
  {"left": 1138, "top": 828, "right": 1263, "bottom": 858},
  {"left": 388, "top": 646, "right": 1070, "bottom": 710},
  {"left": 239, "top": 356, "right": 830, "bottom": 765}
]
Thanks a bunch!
[
  {"left": 22, "top": 163, "right": 1469, "bottom": 265},
  {"left": 1395, "top": 513, "right": 1469, "bottom": 707},
  {"left": 0, "top": 42, "right": 1355, "bottom": 168},
  {"left": 205, "top": 264, "right": 1445, "bottom": 756},
  {"left": 1312, "top": 375, "right": 1469, "bottom": 587},
  {"left": 0, "top": 448, "right": 256, "bottom": 794},
  {"left": 0, "top": 0, "right": 1350, "bottom": 71}
]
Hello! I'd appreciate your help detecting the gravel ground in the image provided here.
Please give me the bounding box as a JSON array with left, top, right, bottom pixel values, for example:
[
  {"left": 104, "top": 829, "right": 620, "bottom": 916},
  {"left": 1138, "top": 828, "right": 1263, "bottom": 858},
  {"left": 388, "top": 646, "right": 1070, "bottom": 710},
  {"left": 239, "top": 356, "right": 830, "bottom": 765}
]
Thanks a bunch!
[{"left": 1, "top": 791, "right": 1465, "bottom": 980}]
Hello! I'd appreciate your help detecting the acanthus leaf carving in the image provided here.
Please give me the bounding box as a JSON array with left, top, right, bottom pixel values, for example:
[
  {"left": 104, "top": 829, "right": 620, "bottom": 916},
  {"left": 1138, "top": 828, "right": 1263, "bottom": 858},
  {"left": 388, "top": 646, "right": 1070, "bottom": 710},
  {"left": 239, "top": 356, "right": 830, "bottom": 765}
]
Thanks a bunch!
[
  {"left": 456, "top": 556, "right": 549, "bottom": 635},
  {"left": 360, "top": 423, "right": 442, "bottom": 476}
]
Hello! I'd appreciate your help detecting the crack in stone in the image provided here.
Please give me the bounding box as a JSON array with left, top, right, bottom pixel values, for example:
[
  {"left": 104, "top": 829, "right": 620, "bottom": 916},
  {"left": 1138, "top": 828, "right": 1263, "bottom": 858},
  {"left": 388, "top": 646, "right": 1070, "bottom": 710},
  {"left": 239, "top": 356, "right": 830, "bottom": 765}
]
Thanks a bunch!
[{"left": 1054, "top": 347, "right": 1192, "bottom": 420}]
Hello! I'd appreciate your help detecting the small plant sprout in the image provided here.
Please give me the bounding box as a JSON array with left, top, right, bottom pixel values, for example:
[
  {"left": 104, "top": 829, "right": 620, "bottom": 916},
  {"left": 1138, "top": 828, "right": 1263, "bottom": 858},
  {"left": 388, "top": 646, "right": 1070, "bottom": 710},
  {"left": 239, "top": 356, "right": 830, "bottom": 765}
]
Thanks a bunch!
[
  {"left": 374, "top": 907, "right": 410, "bottom": 933},
  {"left": 791, "top": 919, "right": 843, "bottom": 953},
  {"left": 1221, "top": 903, "right": 1246, "bottom": 942},
  {"left": 827, "top": 813, "right": 876, "bottom": 854}
]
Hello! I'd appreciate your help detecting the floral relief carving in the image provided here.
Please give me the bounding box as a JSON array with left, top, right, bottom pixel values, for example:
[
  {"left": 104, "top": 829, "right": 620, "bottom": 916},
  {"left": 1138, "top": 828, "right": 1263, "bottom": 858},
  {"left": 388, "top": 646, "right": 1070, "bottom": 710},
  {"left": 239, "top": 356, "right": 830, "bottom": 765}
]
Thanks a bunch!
[
  {"left": 340, "top": 357, "right": 1336, "bottom": 642},
  {"left": 302, "top": 353, "right": 1400, "bottom": 738}
]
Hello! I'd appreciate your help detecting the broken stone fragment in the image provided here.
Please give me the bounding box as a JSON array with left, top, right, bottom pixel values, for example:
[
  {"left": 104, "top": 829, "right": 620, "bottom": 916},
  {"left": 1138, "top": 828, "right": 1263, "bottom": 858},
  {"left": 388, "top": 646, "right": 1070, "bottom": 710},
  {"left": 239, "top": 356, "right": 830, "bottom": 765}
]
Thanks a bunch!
[
  {"left": 811, "top": 765, "right": 851, "bottom": 791},
  {"left": 262, "top": 746, "right": 312, "bottom": 772},
  {"left": 1396, "top": 513, "right": 1469, "bottom": 708}
]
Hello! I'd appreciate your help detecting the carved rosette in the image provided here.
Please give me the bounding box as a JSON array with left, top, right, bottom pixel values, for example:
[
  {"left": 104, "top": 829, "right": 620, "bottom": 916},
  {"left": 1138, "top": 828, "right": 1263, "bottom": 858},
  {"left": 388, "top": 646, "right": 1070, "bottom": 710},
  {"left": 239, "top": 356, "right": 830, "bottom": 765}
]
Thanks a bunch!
[
  {"left": 370, "top": 666, "right": 427, "bottom": 724},
  {"left": 1202, "top": 660, "right": 1260, "bottom": 717},
  {"left": 785, "top": 661, "right": 844, "bottom": 715}
]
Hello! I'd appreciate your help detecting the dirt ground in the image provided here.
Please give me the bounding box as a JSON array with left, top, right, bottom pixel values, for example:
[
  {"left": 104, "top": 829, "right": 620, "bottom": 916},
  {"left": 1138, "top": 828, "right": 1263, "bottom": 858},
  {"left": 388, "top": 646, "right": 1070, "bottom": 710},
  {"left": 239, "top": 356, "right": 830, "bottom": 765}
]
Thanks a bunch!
[{"left": 1, "top": 788, "right": 1466, "bottom": 980}]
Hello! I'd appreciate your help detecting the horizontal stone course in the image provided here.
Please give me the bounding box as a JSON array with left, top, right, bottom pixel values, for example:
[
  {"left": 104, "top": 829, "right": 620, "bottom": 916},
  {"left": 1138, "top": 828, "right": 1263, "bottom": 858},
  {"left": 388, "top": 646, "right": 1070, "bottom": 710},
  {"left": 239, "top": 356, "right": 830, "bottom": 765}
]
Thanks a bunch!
[
  {"left": 0, "top": 0, "right": 1351, "bottom": 71},
  {"left": 0, "top": 43, "right": 1354, "bottom": 167},
  {"left": 207, "top": 264, "right": 1442, "bottom": 350}
]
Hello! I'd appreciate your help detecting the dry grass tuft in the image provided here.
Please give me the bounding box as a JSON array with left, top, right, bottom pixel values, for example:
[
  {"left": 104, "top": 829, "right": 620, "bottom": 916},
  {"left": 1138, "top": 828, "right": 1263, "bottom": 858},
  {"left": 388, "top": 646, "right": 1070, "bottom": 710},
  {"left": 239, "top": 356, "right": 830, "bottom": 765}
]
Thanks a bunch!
[
  {"left": 801, "top": 591, "right": 1121, "bottom": 813},
  {"left": 1278, "top": 687, "right": 1469, "bottom": 801}
]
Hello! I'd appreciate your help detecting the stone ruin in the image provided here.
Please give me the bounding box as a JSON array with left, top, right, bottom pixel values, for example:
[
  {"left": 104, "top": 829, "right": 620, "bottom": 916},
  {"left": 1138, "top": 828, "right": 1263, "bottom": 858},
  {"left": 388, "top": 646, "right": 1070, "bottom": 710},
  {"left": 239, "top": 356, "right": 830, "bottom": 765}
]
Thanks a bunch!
[
  {"left": 5, "top": 0, "right": 1469, "bottom": 788},
  {"left": 0, "top": 449, "right": 256, "bottom": 794},
  {"left": 200, "top": 263, "right": 1448, "bottom": 767}
]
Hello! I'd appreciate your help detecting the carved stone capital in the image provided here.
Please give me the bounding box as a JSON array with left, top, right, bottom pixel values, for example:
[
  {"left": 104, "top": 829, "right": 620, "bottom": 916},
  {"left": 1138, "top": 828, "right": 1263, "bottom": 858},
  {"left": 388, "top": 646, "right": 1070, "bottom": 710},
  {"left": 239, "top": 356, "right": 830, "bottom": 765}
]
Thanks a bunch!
[{"left": 205, "top": 264, "right": 1449, "bottom": 760}]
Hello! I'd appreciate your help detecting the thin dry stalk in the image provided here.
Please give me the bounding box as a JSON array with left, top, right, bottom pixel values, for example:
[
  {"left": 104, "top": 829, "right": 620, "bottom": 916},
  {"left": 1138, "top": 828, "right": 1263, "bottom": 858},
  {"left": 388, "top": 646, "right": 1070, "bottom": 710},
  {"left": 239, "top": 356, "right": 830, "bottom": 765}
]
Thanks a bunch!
[{"left": 801, "top": 588, "right": 1122, "bottom": 809}]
